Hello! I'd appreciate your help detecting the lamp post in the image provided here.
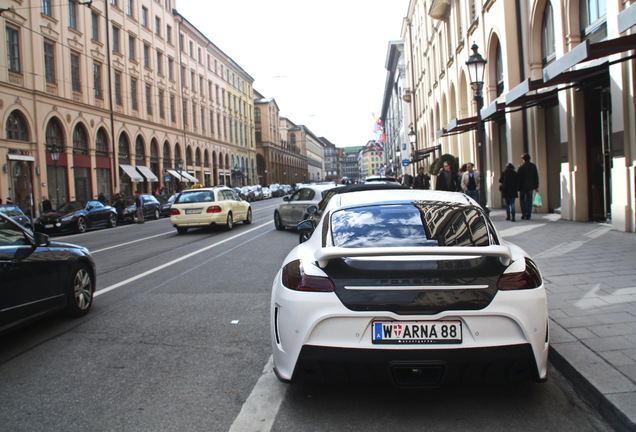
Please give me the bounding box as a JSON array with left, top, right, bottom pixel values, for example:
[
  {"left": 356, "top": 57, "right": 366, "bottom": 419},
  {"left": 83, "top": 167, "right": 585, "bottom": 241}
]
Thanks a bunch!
[
  {"left": 176, "top": 159, "right": 183, "bottom": 192},
  {"left": 50, "top": 145, "right": 61, "bottom": 208},
  {"left": 408, "top": 127, "right": 417, "bottom": 176},
  {"left": 466, "top": 43, "right": 487, "bottom": 209}
]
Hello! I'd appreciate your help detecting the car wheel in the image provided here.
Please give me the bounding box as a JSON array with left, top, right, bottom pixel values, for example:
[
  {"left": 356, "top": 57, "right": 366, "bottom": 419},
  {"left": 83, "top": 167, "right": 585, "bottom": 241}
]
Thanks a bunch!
[
  {"left": 65, "top": 263, "right": 93, "bottom": 317},
  {"left": 274, "top": 211, "right": 284, "bottom": 230},
  {"left": 76, "top": 216, "right": 87, "bottom": 233},
  {"left": 107, "top": 213, "right": 117, "bottom": 228},
  {"left": 243, "top": 208, "right": 252, "bottom": 225},
  {"left": 176, "top": 226, "right": 188, "bottom": 234},
  {"left": 225, "top": 212, "right": 233, "bottom": 231},
  {"left": 154, "top": 209, "right": 160, "bottom": 220}
]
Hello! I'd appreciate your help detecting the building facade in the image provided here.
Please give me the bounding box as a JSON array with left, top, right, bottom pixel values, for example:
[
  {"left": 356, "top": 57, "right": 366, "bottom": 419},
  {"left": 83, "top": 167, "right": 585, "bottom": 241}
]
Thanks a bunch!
[
  {"left": 1, "top": 0, "right": 256, "bottom": 217},
  {"left": 402, "top": 0, "right": 636, "bottom": 232},
  {"left": 277, "top": 117, "right": 308, "bottom": 185},
  {"left": 338, "top": 146, "right": 361, "bottom": 182},
  {"left": 301, "top": 125, "right": 325, "bottom": 182},
  {"left": 320, "top": 137, "right": 339, "bottom": 181},
  {"left": 359, "top": 140, "right": 385, "bottom": 178}
]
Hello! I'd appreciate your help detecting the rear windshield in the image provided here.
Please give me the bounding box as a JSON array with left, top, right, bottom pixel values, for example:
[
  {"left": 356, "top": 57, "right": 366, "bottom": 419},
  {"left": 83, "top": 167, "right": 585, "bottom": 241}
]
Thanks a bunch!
[
  {"left": 330, "top": 202, "right": 491, "bottom": 248},
  {"left": 175, "top": 190, "right": 215, "bottom": 204}
]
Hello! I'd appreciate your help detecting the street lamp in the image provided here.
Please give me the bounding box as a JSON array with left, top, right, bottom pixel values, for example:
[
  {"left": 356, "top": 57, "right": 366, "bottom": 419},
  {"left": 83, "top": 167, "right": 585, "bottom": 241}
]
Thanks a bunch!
[
  {"left": 50, "top": 144, "right": 61, "bottom": 209},
  {"left": 176, "top": 158, "right": 183, "bottom": 192},
  {"left": 466, "top": 43, "right": 487, "bottom": 208},
  {"left": 408, "top": 127, "right": 417, "bottom": 175}
]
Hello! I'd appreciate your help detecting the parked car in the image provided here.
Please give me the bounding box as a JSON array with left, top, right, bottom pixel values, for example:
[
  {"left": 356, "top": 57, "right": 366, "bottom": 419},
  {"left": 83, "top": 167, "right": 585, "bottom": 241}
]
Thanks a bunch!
[
  {"left": 170, "top": 186, "right": 252, "bottom": 234},
  {"left": 250, "top": 185, "right": 264, "bottom": 201},
  {"left": 364, "top": 175, "right": 401, "bottom": 185},
  {"left": 34, "top": 200, "right": 117, "bottom": 234},
  {"left": 269, "top": 184, "right": 283, "bottom": 197},
  {"left": 262, "top": 187, "right": 272, "bottom": 199},
  {"left": 274, "top": 184, "right": 337, "bottom": 231},
  {"left": 271, "top": 188, "right": 549, "bottom": 386},
  {"left": 240, "top": 186, "right": 255, "bottom": 202},
  {"left": 120, "top": 194, "right": 162, "bottom": 223},
  {"left": 0, "top": 212, "right": 95, "bottom": 334},
  {"left": 158, "top": 194, "right": 177, "bottom": 218},
  {"left": 0, "top": 204, "right": 33, "bottom": 231}
]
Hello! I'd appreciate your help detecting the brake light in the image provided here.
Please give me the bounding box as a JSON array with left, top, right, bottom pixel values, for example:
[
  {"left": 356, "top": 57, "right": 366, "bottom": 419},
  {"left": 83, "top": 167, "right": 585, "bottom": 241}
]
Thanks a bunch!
[
  {"left": 281, "top": 259, "right": 335, "bottom": 292},
  {"left": 497, "top": 258, "right": 542, "bottom": 290},
  {"left": 206, "top": 206, "right": 222, "bottom": 213},
  {"left": 170, "top": 208, "right": 180, "bottom": 216}
]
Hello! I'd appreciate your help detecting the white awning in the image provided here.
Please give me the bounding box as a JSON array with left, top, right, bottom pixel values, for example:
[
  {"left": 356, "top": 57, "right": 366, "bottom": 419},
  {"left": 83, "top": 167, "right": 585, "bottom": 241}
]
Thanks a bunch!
[
  {"left": 182, "top": 171, "right": 199, "bottom": 183},
  {"left": 166, "top": 168, "right": 184, "bottom": 181},
  {"left": 7, "top": 154, "right": 35, "bottom": 161},
  {"left": 136, "top": 165, "right": 159, "bottom": 182},
  {"left": 119, "top": 164, "right": 144, "bottom": 182}
]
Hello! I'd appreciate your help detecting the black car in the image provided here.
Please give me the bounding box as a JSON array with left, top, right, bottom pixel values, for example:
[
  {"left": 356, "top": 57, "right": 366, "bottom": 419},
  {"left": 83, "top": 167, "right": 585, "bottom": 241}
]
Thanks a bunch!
[
  {"left": 120, "top": 194, "right": 162, "bottom": 223},
  {"left": 158, "top": 194, "right": 177, "bottom": 218},
  {"left": 0, "top": 213, "right": 95, "bottom": 334},
  {"left": 35, "top": 200, "right": 117, "bottom": 234},
  {"left": 0, "top": 204, "right": 33, "bottom": 231}
]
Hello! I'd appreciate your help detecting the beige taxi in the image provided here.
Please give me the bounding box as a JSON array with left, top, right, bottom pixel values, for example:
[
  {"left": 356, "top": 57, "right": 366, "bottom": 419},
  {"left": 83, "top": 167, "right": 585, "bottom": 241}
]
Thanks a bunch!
[{"left": 170, "top": 186, "right": 252, "bottom": 234}]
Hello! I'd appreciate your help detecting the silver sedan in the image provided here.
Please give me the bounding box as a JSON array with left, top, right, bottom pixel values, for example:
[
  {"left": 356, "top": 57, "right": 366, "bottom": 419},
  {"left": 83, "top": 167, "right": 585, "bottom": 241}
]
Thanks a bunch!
[{"left": 274, "top": 184, "right": 337, "bottom": 230}]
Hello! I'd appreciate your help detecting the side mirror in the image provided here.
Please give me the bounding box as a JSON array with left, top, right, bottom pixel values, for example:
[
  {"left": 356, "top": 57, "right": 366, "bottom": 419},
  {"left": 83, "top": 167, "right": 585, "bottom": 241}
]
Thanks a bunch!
[
  {"left": 34, "top": 231, "right": 50, "bottom": 247},
  {"left": 283, "top": 196, "right": 290, "bottom": 202},
  {"left": 306, "top": 205, "right": 318, "bottom": 215},
  {"left": 297, "top": 219, "right": 314, "bottom": 233}
]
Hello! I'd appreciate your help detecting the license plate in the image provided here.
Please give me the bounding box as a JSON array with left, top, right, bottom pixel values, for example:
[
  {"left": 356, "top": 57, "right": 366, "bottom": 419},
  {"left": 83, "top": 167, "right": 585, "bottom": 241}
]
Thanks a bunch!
[
  {"left": 45, "top": 224, "right": 54, "bottom": 229},
  {"left": 372, "top": 320, "right": 462, "bottom": 344},
  {"left": 185, "top": 209, "right": 202, "bottom": 214}
]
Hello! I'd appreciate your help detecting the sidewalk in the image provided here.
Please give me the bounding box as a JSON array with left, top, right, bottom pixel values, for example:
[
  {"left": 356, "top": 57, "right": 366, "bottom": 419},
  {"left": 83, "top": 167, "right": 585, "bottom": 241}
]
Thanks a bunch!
[{"left": 490, "top": 209, "right": 636, "bottom": 431}]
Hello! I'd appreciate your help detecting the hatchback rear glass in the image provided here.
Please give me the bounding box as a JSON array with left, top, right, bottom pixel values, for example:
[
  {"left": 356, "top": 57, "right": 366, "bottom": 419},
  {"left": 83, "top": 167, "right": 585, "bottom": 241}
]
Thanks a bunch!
[
  {"left": 330, "top": 202, "right": 491, "bottom": 248},
  {"left": 175, "top": 190, "right": 215, "bottom": 203}
]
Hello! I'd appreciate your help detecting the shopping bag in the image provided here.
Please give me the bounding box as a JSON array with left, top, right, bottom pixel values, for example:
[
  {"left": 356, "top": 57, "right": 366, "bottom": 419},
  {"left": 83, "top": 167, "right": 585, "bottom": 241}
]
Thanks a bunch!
[{"left": 532, "top": 192, "right": 543, "bottom": 208}]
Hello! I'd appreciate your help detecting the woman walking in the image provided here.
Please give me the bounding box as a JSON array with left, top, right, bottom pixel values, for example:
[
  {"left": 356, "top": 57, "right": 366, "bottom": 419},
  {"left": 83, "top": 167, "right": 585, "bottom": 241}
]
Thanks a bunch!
[{"left": 499, "top": 163, "right": 519, "bottom": 221}]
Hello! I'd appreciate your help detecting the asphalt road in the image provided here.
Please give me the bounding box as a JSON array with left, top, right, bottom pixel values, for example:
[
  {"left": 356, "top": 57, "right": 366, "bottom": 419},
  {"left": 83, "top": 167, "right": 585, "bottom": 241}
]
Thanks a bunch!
[{"left": 0, "top": 197, "right": 613, "bottom": 431}]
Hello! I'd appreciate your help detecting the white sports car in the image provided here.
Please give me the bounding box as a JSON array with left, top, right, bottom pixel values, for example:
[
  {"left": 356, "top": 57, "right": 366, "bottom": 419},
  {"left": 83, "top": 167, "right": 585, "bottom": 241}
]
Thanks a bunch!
[{"left": 270, "top": 189, "right": 549, "bottom": 387}]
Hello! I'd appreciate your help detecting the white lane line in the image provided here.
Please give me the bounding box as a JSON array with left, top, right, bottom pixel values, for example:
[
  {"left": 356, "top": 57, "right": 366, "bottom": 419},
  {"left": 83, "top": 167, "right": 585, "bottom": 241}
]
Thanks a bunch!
[
  {"left": 94, "top": 221, "right": 273, "bottom": 297},
  {"left": 228, "top": 356, "right": 288, "bottom": 432}
]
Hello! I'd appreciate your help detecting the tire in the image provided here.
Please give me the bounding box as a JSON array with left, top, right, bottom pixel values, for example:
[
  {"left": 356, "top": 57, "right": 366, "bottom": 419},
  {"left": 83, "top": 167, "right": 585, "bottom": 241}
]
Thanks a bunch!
[
  {"left": 154, "top": 209, "right": 160, "bottom": 220},
  {"left": 65, "top": 263, "right": 93, "bottom": 317},
  {"left": 107, "top": 213, "right": 117, "bottom": 228},
  {"left": 274, "top": 212, "right": 284, "bottom": 230},
  {"left": 76, "top": 216, "right": 87, "bottom": 233},
  {"left": 225, "top": 212, "right": 233, "bottom": 231},
  {"left": 176, "top": 226, "right": 188, "bottom": 234},
  {"left": 243, "top": 208, "right": 252, "bottom": 225}
]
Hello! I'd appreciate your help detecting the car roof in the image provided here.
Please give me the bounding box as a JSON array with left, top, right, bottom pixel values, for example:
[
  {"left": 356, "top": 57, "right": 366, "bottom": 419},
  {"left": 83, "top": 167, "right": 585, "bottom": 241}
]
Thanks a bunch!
[
  {"left": 300, "top": 184, "right": 340, "bottom": 192},
  {"left": 331, "top": 189, "right": 473, "bottom": 209}
]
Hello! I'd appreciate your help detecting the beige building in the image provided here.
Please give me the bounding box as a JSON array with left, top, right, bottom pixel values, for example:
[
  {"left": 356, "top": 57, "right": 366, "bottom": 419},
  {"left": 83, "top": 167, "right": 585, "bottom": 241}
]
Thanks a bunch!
[
  {"left": 277, "top": 117, "right": 309, "bottom": 184},
  {"left": 359, "top": 140, "right": 385, "bottom": 178},
  {"left": 0, "top": 0, "right": 255, "bottom": 217},
  {"left": 402, "top": 0, "right": 636, "bottom": 232}
]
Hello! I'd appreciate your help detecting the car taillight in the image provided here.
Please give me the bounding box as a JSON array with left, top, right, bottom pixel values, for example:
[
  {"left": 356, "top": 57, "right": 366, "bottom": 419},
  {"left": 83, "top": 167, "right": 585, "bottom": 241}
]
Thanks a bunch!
[
  {"left": 497, "top": 258, "right": 542, "bottom": 290},
  {"left": 170, "top": 208, "right": 180, "bottom": 216},
  {"left": 206, "top": 206, "right": 222, "bottom": 213},
  {"left": 281, "top": 259, "right": 335, "bottom": 292}
]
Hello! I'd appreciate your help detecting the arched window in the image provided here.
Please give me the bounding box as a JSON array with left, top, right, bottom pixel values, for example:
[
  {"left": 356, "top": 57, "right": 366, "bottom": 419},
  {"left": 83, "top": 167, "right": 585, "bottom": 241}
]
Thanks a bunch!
[
  {"left": 185, "top": 146, "right": 193, "bottom": 165},
  {"left": 150, "top": 139, "right": 159, "bottom": 163},
  {"left": 495, "top": 43, "right": 504, "bottom": 97},
  {"left": 45, "top": 117, "right": 64, "bottom": 150},
  {"left": 96, "top": 128, "right": 109, "bottom": 156},
  {"left": 6, "top": 110, "right": 29, "bottom": 141},
  {"left": 118, "top": 133, "right": 130, "bottom": 164},
  {"left": 72, "top": 124, "right": 88, "bottom": 155},
  {"left": 135, "top": 136, "right": 145, "bottom": 164},
  {"left": 163, "top": 141, "right": 171, "bottom": 165},
  {"left": 541, "top": 2, "right": 556, "bottom": 65},
  {"left": 195, "top": 148, "right": 201, "bottom": 165}
]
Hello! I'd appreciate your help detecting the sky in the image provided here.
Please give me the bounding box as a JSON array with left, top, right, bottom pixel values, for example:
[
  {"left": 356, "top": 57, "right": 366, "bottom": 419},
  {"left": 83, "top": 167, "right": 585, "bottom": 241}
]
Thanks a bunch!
[{"left": 175, "top": 0, "right": 410, "bottom": 147}]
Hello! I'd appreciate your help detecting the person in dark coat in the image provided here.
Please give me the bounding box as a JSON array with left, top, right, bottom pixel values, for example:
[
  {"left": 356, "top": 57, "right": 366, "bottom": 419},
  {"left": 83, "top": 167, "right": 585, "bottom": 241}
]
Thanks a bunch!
[
  {"left": 499, "top": 163, "right": 519, "bottom": 221},
  {"left": 41, "top": 196, "right": 53, "bottom": 214},
  {"left": 517, "top": 153, "right": 539, "bottom": 220},
  {"left": 435, "top": 161, "right": 460, "bottom": 192},
  {"left": 412, "top": 167, "right": 431, "bottom": 189}
]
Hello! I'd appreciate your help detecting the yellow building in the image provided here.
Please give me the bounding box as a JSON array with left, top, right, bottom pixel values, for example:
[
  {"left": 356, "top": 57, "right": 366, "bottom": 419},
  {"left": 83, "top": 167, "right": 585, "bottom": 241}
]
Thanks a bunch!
[{"left": 0, "top": 0, "right": 255, "bottom": 217}]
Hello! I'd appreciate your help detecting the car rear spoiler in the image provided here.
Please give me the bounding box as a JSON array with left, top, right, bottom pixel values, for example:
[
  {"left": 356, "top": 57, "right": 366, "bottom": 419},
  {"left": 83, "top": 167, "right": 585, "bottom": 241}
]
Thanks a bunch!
[{"left": 314, "top": 245, "right": 512, "bottom": 268}]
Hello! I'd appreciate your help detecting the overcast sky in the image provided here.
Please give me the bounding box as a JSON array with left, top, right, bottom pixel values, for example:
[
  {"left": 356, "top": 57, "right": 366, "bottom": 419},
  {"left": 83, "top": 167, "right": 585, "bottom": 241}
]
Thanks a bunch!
[{"left": 175, "top": 0, "right": 410, "bottom": 147}]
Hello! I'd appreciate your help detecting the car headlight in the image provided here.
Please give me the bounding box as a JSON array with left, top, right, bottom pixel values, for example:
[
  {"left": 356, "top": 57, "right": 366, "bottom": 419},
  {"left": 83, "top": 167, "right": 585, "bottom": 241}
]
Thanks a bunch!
[{"left": 60, "top": 215, "right": 75, "bottom": 222}]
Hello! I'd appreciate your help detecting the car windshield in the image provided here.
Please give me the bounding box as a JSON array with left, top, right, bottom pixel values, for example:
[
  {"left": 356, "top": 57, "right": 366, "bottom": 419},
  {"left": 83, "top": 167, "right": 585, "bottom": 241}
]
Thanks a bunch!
[
  {"left": 0, "top": 205, "right": 23, "bottom": 217},
  {"left": 175, "top": 190, "right": 215, "bottom": 203},
  {"left": 57, "top": 201, "right": 86, "bottom": 213},
  {"left": 330, "top": 202, "right": 491, "bottom": 248}
]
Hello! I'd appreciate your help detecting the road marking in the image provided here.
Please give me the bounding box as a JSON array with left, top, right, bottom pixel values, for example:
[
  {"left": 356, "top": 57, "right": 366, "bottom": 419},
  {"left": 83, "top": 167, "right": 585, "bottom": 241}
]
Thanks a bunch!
[
  {"left": 228, "top": 356, "right": 287, "bottom": 432},
  {"left": 94, "top": 221, "right": 273, "bottom": 297}
]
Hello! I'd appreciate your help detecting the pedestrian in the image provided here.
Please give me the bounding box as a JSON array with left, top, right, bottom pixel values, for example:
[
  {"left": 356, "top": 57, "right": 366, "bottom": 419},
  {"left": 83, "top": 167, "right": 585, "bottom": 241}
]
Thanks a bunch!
[
  {"left": 98, "top": 192, "right": 108, "bottom": 205},
  {"left": 435, "top": 161, "right": 460, "bottom": 192},
  {"left": 517, "top": 153, "right": 539, "bottom": 220},
  {"left": 460, "top": 162, "right": 480, "bottom": 202},
  {"left": 412, "top": 167, "right": 431, "bottom": 189},
  {"left": 41, "top": 196, "right": 53, "bottom": 213},
  {"left": 402, "top": 173, "right": 413, "bottom": 188},
  {"left": 499, "top": 163, "right": 519, "bottom": 221},
  {"left": 135, "top": 191, "right": 145, "bottom": 224}
]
